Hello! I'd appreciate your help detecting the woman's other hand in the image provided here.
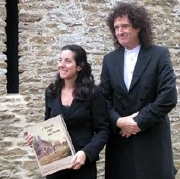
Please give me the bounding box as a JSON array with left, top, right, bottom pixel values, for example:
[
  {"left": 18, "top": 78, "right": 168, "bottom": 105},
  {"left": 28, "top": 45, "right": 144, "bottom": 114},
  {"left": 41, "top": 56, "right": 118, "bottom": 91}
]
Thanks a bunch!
[
  {"left": 24, "top": 132, "right": 33, "bottom": 147},
  {"left": 69, "top": 150, "right": 86, "bottom": 170}
]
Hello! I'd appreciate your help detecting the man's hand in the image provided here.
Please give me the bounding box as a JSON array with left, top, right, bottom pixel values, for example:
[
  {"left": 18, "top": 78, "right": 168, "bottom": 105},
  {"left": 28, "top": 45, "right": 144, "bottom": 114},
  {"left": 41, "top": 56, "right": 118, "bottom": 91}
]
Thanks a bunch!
[{"left": 116, "top": 112, "right": 141, "bottom": 138}]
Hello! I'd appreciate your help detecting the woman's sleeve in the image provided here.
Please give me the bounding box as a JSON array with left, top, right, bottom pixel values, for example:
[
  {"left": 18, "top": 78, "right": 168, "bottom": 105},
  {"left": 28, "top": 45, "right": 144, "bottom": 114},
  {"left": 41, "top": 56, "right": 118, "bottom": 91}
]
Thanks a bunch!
[{"left": 82, "top": 87, "right": 109, "bottom": 162}]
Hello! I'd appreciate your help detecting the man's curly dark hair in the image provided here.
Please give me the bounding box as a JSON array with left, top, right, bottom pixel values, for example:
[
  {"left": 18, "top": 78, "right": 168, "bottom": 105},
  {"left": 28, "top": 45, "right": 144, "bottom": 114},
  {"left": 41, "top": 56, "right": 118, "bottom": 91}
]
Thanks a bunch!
[{"left": 107, "top": 2, "right": 153, "bottom": 48}]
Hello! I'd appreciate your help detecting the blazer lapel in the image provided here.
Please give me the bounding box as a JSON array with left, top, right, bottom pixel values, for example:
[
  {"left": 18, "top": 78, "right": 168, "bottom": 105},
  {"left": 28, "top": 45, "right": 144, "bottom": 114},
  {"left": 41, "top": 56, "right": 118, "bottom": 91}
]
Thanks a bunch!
[
  {"left": 52, "top": 88, "right": 83, "bottom": 118},
  {"left": 129, "top": 46, "right": 151, "bottom": 90},
  {"left": 114, "top": 48, "right": 128, "bottom": 93},
  {"left": 65, "top": 99, "right": 82, "bottom": 118},
  {"left": 52, "top": 93, "right": 63, "bottom": 115}
]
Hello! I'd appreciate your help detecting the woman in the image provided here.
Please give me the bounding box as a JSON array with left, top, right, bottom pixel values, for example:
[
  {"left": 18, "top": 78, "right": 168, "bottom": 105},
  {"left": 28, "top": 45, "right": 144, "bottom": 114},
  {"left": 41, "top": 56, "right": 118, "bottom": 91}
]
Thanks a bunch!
[{"left": 25, "top": 44, "right": 109, "bottom": 179}]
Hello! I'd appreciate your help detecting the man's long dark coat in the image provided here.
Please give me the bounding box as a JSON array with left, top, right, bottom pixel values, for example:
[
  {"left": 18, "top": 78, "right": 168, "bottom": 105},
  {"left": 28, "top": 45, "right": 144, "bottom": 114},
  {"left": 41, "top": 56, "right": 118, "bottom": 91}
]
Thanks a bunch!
[{"left": 100, "top": 45, "right": 177, "bottom": 179}]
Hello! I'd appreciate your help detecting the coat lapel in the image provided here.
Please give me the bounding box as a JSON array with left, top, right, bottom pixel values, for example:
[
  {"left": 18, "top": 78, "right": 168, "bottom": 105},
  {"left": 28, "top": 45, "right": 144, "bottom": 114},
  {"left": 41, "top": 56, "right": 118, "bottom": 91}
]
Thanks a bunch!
[
  {"left": 114, "top": 48, "right": 128, "bottom": 93},
  {"left": 52, "top": 93, "right": 63, "bottom": 115},
  {"left": 65, "top": 99, "right": 82, "bottom": 117},
  {"left": 52, "top": 92, "right": 82, "bottom": 118},
  {"left": 129, "top": 46, "right": 151, "bottom": 90}
]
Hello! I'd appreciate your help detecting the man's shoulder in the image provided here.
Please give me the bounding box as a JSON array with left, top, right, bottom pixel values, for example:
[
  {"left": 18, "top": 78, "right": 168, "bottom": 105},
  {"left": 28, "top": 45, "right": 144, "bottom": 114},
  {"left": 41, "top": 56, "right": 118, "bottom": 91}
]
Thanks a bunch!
[
  {"left": 146, "top": 44, "right": 168, "bottom": 52},
  {"left": 104, "top": 47, "right": 123, "bottom": 58}
]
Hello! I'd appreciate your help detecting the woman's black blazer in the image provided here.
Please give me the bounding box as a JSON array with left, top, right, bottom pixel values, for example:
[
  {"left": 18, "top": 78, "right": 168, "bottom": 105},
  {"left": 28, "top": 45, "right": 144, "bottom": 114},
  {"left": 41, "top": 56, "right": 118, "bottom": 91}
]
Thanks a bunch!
[{"left": 44, "top": 86, "right": 109, "bottom": 163}]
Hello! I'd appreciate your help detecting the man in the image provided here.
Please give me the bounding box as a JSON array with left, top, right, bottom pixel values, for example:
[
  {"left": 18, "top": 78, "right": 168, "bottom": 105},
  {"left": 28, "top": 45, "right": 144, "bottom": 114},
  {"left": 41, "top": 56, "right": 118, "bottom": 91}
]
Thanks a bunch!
[{"left": 100, "top": 2, "right": 177, "bottom": 179}]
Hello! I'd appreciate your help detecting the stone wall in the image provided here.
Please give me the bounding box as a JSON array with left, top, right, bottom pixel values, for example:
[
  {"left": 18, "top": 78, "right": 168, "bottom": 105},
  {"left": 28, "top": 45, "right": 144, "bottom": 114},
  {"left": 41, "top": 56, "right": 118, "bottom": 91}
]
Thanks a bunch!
[
  {"left": 0, "top": 0, "right": 7, "bottom": 95},
  {"left": 0, "top": 0, "right": 180, "bottom": 178}
]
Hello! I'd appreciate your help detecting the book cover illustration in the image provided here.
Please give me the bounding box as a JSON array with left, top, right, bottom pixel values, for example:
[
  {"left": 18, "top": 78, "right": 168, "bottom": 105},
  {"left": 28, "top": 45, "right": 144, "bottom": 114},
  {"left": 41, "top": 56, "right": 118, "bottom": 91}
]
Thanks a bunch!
[{"left": 24, "top": 115, "right": 75, "bottom": 176}]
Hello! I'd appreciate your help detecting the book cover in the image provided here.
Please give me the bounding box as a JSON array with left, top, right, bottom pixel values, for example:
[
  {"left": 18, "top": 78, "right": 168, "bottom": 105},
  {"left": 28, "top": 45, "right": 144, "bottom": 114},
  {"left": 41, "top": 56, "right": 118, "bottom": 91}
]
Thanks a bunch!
[{"left": 24, "top": 115, "right": 75, "bottom": 176}]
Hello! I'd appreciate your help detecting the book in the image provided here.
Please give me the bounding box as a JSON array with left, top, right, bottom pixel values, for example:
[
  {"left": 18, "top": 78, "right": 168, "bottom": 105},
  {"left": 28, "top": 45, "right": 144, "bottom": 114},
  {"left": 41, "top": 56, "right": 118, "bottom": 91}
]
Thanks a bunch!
[{"left": 24, "top": 115, "right": 76, "bottom": 176}]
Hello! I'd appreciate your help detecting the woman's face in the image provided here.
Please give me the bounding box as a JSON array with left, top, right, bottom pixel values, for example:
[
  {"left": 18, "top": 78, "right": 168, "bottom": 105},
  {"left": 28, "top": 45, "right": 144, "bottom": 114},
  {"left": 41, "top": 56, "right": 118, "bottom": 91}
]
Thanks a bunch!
[{"left": 57, "top": 50, "right": 81, "bottom": 81}]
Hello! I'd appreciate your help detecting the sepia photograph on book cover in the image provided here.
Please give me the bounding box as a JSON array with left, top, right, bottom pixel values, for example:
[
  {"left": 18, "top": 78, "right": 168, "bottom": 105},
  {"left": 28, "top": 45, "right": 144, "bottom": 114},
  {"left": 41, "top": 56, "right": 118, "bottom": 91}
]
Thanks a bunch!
[{"left": 24, "top": 115, "right": 76, "bottom": 176}]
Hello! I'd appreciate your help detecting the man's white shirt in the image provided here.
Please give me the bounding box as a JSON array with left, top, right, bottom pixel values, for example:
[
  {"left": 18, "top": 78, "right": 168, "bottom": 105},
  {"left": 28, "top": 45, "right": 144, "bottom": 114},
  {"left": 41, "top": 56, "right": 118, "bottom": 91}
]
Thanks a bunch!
[{"left": 124, "top": 45, "right": 141, "bottom": 91}]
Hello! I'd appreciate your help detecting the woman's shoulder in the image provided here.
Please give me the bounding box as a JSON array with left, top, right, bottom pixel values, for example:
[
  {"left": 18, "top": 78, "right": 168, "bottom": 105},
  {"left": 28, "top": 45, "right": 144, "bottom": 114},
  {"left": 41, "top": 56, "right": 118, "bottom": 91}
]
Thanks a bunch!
[{"left": 45, "top": 85, "right": 59, "bottom": 99}]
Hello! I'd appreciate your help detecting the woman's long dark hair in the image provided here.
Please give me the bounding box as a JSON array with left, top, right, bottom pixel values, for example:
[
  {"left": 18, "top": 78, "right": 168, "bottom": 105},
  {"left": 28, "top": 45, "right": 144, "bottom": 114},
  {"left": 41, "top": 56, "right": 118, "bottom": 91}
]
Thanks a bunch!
[
  {"left": 47, "top": 44, "right": 94, "bottom": 100},
  {"left": 107, "top": 2, "right": 153, "bottom": 48}
]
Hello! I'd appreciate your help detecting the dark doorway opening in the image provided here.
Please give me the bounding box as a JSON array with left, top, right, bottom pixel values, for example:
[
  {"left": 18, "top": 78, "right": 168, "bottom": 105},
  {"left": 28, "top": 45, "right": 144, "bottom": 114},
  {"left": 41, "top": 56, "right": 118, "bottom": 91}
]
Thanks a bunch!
[{"left": 5, "top": 0, "right": 19, "bottom": 93}]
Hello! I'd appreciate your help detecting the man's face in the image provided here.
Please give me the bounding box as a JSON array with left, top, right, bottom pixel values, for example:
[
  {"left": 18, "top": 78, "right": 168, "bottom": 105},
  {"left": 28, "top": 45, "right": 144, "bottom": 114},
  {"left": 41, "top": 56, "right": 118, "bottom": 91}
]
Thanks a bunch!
[{"left": 114, "top": 15, "right": 140, "bottom": 50}]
